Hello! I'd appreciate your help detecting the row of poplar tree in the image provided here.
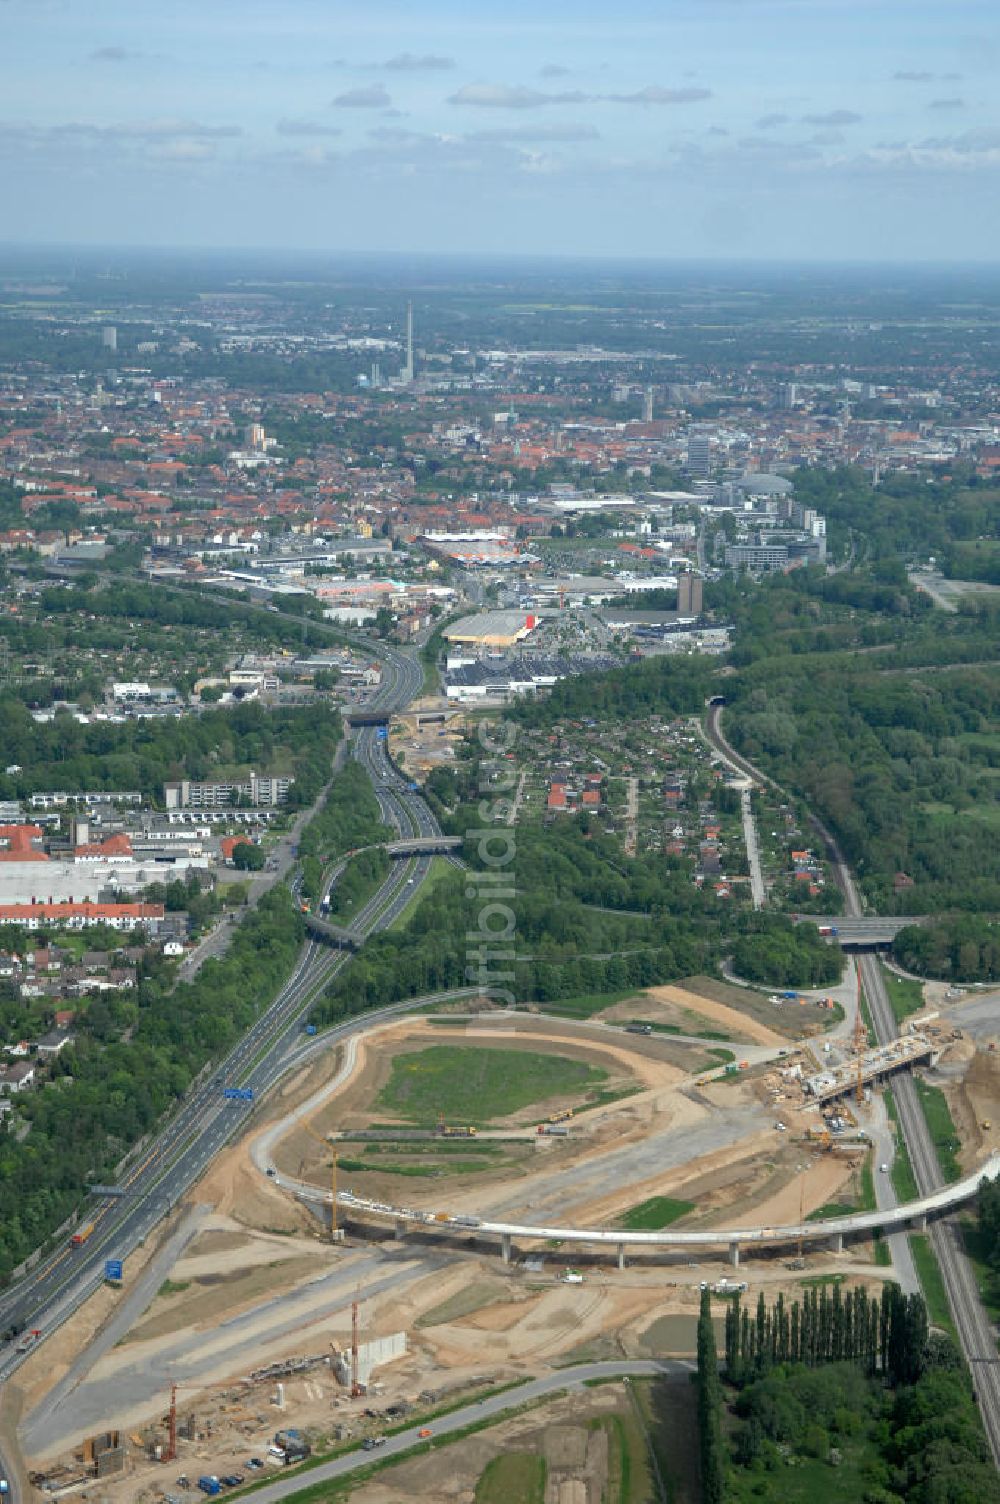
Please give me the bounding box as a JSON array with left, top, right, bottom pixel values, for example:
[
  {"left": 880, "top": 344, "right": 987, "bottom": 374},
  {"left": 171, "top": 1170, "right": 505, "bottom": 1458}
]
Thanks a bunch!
[
  {"left": 697, "top": 1282, "right": 933, "bottom": 1503},
  {"left": 723, "top": 1281, "right": 929, "bottom": 1386}
]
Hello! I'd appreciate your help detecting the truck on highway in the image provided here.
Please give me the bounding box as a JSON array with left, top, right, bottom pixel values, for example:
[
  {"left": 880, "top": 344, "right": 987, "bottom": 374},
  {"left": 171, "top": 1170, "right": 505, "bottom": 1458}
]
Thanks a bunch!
[
  {"left": 818, "top": 925, "right": 839, "bottom": 937},
  {"left": 70, "top": 1222, "right": 95, "bottom": 1247}
]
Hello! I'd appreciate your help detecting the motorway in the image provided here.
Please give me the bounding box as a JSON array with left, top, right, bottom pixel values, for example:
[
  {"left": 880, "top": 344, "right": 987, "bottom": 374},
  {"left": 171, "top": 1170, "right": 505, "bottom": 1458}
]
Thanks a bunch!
[
  {"left": 706, "top": 702, "right": 1000, "bottom": 1466},
  {"left": 238, "top": 1360, "right": 693, "bottom": 1503},
  {"left": 0, "top": 635, "right": 440, "bottom": 1498}
]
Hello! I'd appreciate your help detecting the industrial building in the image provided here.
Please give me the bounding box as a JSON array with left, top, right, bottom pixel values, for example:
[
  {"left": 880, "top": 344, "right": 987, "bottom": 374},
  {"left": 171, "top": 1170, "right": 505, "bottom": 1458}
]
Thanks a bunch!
[{"left": 443, "top": 611, "right": 538, "bottom": 649}]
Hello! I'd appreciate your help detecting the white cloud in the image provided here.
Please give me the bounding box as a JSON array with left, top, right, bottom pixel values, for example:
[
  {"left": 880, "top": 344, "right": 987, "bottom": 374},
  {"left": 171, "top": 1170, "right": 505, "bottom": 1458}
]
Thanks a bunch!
[
  {"left": 332, "top": 84, "right": 391, "bottom": 108},
  {"left": 448, "top": 83, "right": 587, "bottom": 109},
  {"left": 383, "top": 53, "right": 454, "bottom": 71},
  {"left": 605, "top": 86, "right": 712, "bottom": 105},
  {"left": 801, "top": 109, "right": 862, "bottom": 126},
  {"left": 928, "top": 98, "right": 965, "bottom": 110},
  {"left": 90, "top": 46, "right": 152, "bottom": 63},
  {"left": 756, "top": 113, "right": 789, "bottom": 129}
]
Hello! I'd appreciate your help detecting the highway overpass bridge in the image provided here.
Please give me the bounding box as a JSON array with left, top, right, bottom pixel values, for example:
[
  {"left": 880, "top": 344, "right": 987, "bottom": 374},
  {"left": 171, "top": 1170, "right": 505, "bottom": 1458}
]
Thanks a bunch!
[
  {"left": 275, "top": 1153, "right": 1000, "bottom": 1271},
  {"left": 387, "top": 836, "right": 462, "bottom": 856},
  {"left": 304, "top": 915, "right": 362, "bottom": 949},
  {"left": 799, "top": 916, "right": 922, "bottom": 948},
  {"left": 346, "top": 711, "right": 390, "bottom": 728}
]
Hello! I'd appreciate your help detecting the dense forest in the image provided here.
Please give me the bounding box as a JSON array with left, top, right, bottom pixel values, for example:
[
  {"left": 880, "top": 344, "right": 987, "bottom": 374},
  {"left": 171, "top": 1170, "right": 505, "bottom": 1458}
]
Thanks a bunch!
[
  {"left": 297, "top": 761, "right": 393, "bottom": 902},
  {"left": 699, "top": 1284, "right": 1000, "bottom": 1503},
  {"left": 731, "top": 914, "right": 841, "bottom": 989},
  {"left": 894, "top": 917, "right": 1000, "bottom": 985},
  {"left": 0, "top": 698, "right": 341, "bottom": 807},
  {"left": 313, "top": 820, "right": 728, "bottom": 1024}
]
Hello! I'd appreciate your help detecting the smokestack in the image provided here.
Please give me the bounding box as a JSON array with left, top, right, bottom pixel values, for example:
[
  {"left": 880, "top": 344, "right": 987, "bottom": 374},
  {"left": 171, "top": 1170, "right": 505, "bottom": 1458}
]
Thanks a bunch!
[{"left": 403, "top": 301, "right": 414, "bottom": 385}]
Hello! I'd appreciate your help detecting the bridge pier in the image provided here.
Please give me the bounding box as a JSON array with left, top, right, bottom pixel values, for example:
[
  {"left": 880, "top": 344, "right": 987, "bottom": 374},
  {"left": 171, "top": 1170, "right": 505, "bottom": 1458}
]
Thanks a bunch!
[
  {"left": 913, "top": 1213, "right": 927, "bottom": 1233},
  {"left": 394, "top": 1218, "right": 407, "bottom": 1242},
  {"left": 617, "top": 1243, "right": 625, "bottom": 1271},
  {"left": 501, "top": 1233, "right": 512, "bottom": 1265},
  {"left": 831, "top": 1232, "right": 844, "bottom": 1254},
  {"left": 729, "top": 1241, "right": 741, "bottom": 1268}
]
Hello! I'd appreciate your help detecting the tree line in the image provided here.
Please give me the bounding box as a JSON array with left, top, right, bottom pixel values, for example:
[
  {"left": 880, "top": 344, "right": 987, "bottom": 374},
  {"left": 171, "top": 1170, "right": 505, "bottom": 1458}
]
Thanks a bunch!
[
  {"left": 0, "top": 888, "right": 303, "bottom": 1287},
  {"left": 698, "top": 1281, "right": 1000, "bottom": 1502}
]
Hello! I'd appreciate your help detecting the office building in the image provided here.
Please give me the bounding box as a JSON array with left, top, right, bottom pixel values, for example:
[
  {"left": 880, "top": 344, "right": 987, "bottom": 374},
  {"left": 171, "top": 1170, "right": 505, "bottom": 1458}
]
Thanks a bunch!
[
  {"left": 677, "top": 575, "right": 703, "bottom": 616},
  {"left": 686, "top": 429, "right": 711, "bottom": 478}
]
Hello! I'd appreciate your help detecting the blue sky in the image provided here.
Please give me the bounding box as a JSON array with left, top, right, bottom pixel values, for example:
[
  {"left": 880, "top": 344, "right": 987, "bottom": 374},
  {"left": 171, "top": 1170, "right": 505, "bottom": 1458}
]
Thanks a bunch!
[{"left": 2, "top": 0, "right": 999, "bottom": 260}]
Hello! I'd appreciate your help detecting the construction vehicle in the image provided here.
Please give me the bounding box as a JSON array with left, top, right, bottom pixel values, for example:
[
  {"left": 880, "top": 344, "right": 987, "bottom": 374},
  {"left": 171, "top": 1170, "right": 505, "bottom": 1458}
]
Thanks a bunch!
[
  {"left": 440, "top": 1125, "right": 477, "bottom": 1138},
  {"left": 625, "top": 1022, "right": 653, "bottom": 1036},
  {"left": 70, "top": 1223, "right": 95, "bottom": 1248},
  {"left": 549, "top": 1108, "right": 574, "bottom": 1124},
  {"left": 983, "top": 1120, "right": 992, "bottom": 1131},
  {"left": 197, "top": 1478, "right": 221, "bottom": 1496}
]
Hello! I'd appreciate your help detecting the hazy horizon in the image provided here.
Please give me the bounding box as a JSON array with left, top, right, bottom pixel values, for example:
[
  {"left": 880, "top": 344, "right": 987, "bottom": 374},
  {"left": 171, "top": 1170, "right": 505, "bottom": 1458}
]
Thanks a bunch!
[{"left": 2, "top": 0, "right": 999, "bottom": 262}]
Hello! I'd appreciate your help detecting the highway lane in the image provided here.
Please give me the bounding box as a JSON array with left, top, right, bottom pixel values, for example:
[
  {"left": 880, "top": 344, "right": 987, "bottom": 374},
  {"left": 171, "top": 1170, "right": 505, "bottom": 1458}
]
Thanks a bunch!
[
  {"left": 0, "top": 642, "right": 435, "bottom": 1408},
  {"left": 706, "top": 701, "right": 1000, "bottom": 1466},
  {"left": 237, "top": 1360, "right": 694, "bottom": 1504}
]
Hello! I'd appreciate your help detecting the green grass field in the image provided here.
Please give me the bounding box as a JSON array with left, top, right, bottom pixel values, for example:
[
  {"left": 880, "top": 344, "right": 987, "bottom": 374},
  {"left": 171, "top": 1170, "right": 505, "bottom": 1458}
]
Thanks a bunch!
[
  {"left": 910, "top": 1234, "right": 955, "bottom": 1334},
  {"left": 386, "top": 856, "right": 453, "bottom": 930},
  {"left": 474, "top": 1453, "right": 546, "bottom": 1504},
  {"left": 618, "top": 1196, "right": 695, "bottom": 1230},
  {"left": 376, "top": 1044, "right": 608, "bottom": 1125},
  {"left": 960, "top": 1216, "right": 1000, "bottom": 1323},
  {"left": 882, "top": 965, "right": 925, "bottom": 1025},
  {"left": 915, "top": 1078, "right": 963, "bottom": 1182},
  {"left": 807, "top": 1201, "right": 857, "bottom": 1222}
]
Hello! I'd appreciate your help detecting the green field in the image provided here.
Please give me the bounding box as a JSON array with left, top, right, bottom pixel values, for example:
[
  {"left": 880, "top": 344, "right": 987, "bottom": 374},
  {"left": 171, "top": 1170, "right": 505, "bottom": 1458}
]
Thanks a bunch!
[
  {"left": 882, "top": 965, "right": 925, "bottom": 1024},
  {"left": 910, "top": 1234, "right": 955, "bottom": 1334},
  {"left": 376, "top": 1044, "right": 608, "bottom": 1125},
  {"left": 915, "top": 1078, "right": 962, "bottom": 1182},
  {"left": 387, "top": 856, "right": 453, "bottom": 930},
  {"left": 474, "top": 1453, "right": 546, "bottom": 1504},
  {"left": 594, "top": 1411, "right": 654, "bottom": 1504},
  {"left": 618, "top": 1196, "right": 695, "bottom": 1230}
]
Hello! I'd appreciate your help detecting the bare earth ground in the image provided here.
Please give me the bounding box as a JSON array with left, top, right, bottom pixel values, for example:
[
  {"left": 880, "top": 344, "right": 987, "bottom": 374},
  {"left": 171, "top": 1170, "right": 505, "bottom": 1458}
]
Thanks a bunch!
[
  {"left": 18, "top": 994, "right": 945, "bottom": 1497},
  {"left": 350, "top": 1385, "right": 631, "bottom": 1504},
  {"left": 638, "top": 983, "right": 785, "bottom": 1046}
]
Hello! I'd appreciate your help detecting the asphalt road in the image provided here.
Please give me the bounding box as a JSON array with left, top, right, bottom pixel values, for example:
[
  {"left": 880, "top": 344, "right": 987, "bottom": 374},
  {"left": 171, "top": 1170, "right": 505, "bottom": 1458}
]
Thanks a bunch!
[
  {"left": 0, "top": 636, "right": 439, "bottom": 1499},
  {"left": 236, "top": 1360, "right": 693, "bottom": 1503}
]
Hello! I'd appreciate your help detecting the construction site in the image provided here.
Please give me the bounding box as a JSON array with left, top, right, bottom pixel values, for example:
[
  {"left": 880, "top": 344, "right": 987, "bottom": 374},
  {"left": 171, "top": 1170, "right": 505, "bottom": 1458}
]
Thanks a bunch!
[{"left": 10, "top": 968, "right": 1000, "bottom": 1503}]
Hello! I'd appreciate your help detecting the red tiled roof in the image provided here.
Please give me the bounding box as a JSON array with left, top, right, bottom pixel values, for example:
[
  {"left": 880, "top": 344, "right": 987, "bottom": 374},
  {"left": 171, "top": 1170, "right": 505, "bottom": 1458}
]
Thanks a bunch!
[{"left": 0, "top": 825, "right": 49, "bottom": 862}]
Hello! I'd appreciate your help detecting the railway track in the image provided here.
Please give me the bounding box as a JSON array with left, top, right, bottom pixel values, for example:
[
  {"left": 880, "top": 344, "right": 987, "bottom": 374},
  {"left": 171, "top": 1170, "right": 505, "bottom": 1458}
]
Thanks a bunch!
[{"left": 706, "top": 701, "right": 1000, "bottom": 1465}]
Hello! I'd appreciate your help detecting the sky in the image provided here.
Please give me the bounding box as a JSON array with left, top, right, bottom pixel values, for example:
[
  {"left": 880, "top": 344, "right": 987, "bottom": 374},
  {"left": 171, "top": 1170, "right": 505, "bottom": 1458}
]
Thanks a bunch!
[{"left": 2, "top": 0, "right": 999, "bottom": 262}]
